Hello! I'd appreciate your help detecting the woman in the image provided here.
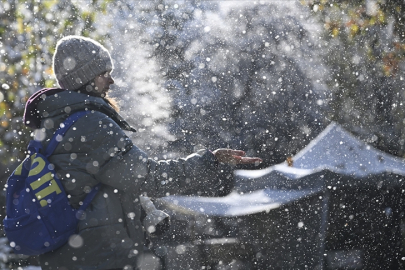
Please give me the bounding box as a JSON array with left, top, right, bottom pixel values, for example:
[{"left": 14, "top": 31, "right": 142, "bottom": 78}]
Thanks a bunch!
[{"left": 23, "top": 36, "right": 262, "bottom": 270}]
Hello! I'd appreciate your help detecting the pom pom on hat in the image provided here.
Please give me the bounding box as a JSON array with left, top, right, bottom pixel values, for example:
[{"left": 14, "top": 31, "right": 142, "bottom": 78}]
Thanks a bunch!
[{"left": 52, "top": 35, "right": 113, "bottom": 90}]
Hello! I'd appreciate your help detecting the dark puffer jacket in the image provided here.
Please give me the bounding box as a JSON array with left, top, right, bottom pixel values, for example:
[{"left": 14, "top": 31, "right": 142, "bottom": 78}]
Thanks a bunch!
[{"left": 25, "top": 89, "right": 224, "bottom": 269}]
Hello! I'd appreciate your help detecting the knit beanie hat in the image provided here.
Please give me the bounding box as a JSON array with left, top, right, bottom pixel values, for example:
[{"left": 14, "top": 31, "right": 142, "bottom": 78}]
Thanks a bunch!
[{"left": 52, "top": 35, "right": 114, "bottom": 90}]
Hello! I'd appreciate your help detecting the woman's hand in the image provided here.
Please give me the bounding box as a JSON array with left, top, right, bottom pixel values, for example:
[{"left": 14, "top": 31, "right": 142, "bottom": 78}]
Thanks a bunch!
[{"left": 212, "top": 148, "right": 263, "bottom": 165}]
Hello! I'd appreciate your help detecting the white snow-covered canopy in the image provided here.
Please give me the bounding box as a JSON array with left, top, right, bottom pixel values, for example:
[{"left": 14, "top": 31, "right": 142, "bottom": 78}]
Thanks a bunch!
[
  {"left": 235, "top": 122, "right": 405, "bottom": 192},
  {"left": 292, "top": 122, "right": 405, "bottom": 176}
]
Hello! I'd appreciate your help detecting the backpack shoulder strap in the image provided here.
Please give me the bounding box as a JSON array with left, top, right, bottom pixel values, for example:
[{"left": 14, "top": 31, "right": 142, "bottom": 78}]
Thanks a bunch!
[{"left": 44, "top": 111, "right": 90, "bottom": 157}]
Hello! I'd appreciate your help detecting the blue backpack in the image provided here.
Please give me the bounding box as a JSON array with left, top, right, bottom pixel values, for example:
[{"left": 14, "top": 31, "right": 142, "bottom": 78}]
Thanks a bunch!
[{"left": 3, "top": 110, "right": 100, "bottom": 255}]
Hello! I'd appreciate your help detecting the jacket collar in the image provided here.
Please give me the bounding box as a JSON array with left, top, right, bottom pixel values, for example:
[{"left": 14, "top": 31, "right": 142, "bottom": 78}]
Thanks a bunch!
[{"left": 24, "top": 88, "right": 136, "bottom": 132}]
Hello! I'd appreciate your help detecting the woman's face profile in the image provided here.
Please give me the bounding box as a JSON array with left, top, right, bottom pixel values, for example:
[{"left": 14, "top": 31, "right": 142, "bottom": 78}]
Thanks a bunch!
[{"left": 94, "top": 71, "right": 114, "bottom": 97}]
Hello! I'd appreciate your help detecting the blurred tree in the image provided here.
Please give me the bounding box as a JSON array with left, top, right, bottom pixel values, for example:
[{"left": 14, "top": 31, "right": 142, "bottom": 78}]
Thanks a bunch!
[
  {"left": 131, "top": 0, "right": 218, "bottom": 157},
  {"left": 0, "top": 0, "right": 107, "bottom": 172},
  {"left": 162, "top": 2, "right": 328, "bottom": 166},
  {"left": 302, "top": 0, "right": 405, "bottom": 157}
]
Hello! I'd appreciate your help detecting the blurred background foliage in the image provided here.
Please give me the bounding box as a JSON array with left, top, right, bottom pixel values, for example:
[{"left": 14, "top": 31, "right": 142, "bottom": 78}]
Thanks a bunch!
[
  {"left": 0, "top": 0, "right": 109, "bottom": 179},
  {"left": 302, "top": 0, "right": 405, "bottom": 156}
]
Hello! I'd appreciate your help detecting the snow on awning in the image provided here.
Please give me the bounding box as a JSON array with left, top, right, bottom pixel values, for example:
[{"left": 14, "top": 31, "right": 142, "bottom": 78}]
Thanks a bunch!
[
  {"left": 291, "top": 122, "right": 405, "bottom": 177},
  {"left": 234, "top": 122, "right": 405, "bottom": 192},
  {"left": 157, "top": 188, "right": 321, "bottom": 217},
  {"left": 234, "top": 164, "right": 324, "bottom": 192}
]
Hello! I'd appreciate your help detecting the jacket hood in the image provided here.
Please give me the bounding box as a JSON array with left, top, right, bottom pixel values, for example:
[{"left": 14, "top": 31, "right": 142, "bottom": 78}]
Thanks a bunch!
[{"left": 23, "top": 88, "right": 136, "bottom": 132}]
